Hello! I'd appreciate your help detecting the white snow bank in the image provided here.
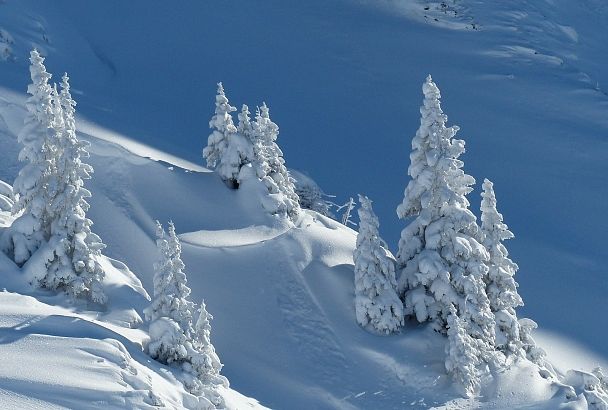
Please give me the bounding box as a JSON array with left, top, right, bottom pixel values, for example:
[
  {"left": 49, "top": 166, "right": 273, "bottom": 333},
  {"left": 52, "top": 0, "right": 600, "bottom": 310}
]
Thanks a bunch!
[{"left": 180, "top": 225, "right": 290, "bottom": 248}]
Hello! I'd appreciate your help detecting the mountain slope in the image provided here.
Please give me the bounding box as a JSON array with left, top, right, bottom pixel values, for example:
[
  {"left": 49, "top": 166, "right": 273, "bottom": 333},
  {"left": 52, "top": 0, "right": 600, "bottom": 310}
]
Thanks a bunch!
[{"left": 1, "top": 0, "right": 607, "bottom": 408}]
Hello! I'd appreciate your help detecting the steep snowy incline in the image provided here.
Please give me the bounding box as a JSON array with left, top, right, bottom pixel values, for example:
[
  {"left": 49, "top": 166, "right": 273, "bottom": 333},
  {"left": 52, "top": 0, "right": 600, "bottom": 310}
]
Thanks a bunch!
[
  {"left": 1, "top": 0, "right": 608, "bottom": 408},
  {"left": 0, "top": 0, "right": 606, "bottom": 361},
  {"left": 4, "top": 84, "right": 608, "bottom": 408}
]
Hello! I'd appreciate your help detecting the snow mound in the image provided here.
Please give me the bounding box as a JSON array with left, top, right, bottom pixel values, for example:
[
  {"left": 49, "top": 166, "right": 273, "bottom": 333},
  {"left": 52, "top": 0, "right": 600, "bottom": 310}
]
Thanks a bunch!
[{"left": 180, "top": 225, "right": 290, "bottom": 248}]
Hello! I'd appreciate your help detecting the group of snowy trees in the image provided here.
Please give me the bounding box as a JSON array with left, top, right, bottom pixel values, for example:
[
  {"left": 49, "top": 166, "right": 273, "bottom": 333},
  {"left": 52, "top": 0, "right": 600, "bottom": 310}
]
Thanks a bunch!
[
  {"left": 0, "top": 50, "right": 106, "bottom": 303},
  {"left": 353, "top": 76, "right": 544, "bottom": 396},
  {"left": 0, "top": 50, "right": 228, "bottom": 408},
  {"left": 144, "top": 221, "right": 227, "bottom": 408},
  {"left": 203, "top": 83, "right": 300, "bottom": 219},
  {"left": 3, "top": 49, "right": 552, "bottom": 402}
]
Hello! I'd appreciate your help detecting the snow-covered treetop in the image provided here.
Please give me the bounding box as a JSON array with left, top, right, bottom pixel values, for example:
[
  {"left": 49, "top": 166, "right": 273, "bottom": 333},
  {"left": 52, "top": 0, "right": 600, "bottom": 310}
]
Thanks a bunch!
[
  {"left": 356, "top": 195, "right": 378, "bottom": 241},
  {"left": 397, "top": 75, "right": 475, "bottom": 221},
  {"left": 237, "top": 104, "right": 253, "bottom": 137},
  {"left": 167, "top": 220, "right": 187, "bottom": 282},
  {"left": 481, "top": 179, "right": 514, "bottom": 243},
  {"left": 209, "top": 82, "right": 237, "bottom": 135},
  {"left": 256, "top": 102, "right": 280, "bottom": 144},
  {"left": 59, "top": 73, "right": 76, "bottom": 131},
  {"left": 195, "top": 299, "right": 213, "bottom": 346},
  {"left": 25, "top": 49, "right": 53, "bottom": 124}
]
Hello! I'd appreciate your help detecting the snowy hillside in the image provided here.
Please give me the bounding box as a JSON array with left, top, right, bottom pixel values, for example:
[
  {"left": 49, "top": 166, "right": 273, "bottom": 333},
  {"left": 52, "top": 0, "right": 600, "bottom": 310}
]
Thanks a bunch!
[{"left": 1, "top": 0, "right": 607, "bottom": 409}]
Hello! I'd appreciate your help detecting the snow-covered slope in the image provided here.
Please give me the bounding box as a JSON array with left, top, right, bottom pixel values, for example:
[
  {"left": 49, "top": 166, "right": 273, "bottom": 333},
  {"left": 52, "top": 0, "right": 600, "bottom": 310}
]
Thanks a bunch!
[
  {"left": 1, "top": 89, "right": 605, "bottom": 408},
  {"left": 1, "top": 0, "right": 607, "bottom": 409}
]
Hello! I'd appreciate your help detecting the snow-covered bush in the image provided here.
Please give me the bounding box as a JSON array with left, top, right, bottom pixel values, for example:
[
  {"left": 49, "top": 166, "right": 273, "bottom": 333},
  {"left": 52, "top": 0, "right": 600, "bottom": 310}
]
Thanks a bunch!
[
  {"left": 566, "top": 368, "right": 608, "bottom": 409},
  {"left": 292, "top": 170, "right": 334, "bottom": 217},
  {"left": 480, "top": 178, "right": 523, "bottom": 355},
  {"left": 251, "top": 103, "right": 300, "bottom": 219},
  {"left": 354, "top": 194, "right": 403, "bottom": 334},
  {"left": 148, "top": 316, "right": 190, "bottom": 366},
  {"left": 2, "top": 49, "right": 55, "bottom": 265},
  {"left": 203, "top": 83, "right": 253, "bottom": 189},
  {"left": 395, "top": 75, "right": 496, "bottom": 392}
]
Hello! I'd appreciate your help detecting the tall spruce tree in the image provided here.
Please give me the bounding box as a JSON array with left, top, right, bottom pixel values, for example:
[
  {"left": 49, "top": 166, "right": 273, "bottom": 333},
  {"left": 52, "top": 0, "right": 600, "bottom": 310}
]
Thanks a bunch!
[
  {"left": 396, "top": 75, "right": 496, "bottom": 390},
  {"left": 354, "top": 194, "right": 403, "bottom": 334},
  {"left": 41, "top": 74, "right": 106, "bottom": 303},
  {"left": 4, "top": 49, "right": 55, "bottom": 264}
]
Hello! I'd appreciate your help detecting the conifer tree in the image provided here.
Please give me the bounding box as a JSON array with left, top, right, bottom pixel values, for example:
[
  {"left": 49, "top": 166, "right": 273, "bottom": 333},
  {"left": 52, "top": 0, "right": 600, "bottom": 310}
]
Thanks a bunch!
[
  {"left": 480, "top": 178, "right": 523, "bottom": 354},
  {"left": 445, "top": 306, "right": 483, "bottom": 397},
  {"left": 4, "top": 49, "right": 55, "bottom": 264},
  {"left": 396, "top": 75, "right": 496, "bottom": 390},
  {"left": 203, "top": 83, "right": 252, "bottom": 189},
  {"left": 354, "top": 194, "right": 403, "bottom": 334},
  {"left": 145, "top": 221, "right": 195, "bottom": 333},
  {"left": 396, "top": 75, "right": 493, "bottom": 334},
  {"left": 251, "top": 103, "right": 300, "bottom": 219},
  {"left": 145, "top": 222, "right": 228, "bottom": 407},
  {"left": 192, "top": 300, "right": 224, "bottom": 383},
  {"left": 41, "top": 74, "right": 106, "bottom": 303},
  {"left": 237, "top": 104, "right": 253, "bottom": 138},
  {"left": 146, "top": 221, "right": 194, "bottom": 367}
]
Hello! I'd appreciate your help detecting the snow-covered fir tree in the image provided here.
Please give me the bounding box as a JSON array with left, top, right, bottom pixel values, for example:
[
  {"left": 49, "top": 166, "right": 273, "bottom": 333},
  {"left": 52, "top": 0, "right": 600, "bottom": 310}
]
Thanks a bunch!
[
  {"left": 480, "top": 178, "right": 523, "bottom": 355},
  {"left": 237, "top": 104, "right": 253, "bottom": 139},
  {"left": 445, "top": 306, "right": 483, "bottom": 397},
  {"left": 251, "top": 103, "right": 300, "bottom": 219},
  {"left": 144, "top": 221, "right": 195, "bottom": 333},
  {"left": 395, "top": 75, "right": 496, "bottom": 389},
  {"left": 181, "top": 300, "right": 229, "bottom": 407},
  {"left": 192, "top": 300, "right": 225, "bottom": 385},
  {"left": 145, "top": 221, "right": 227, "bottom": 407},
  {"left": 40, "top": 74, "right": 107, "bottom": 303},
  {"left": 2, "top": 49, "right": 55, "bottom": 265},
  {"left": 353, "top": 194, "right": 403, "bottom": 334},
  {"left": 203, "top": 83, "right": 253, "bottom": 189}
]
